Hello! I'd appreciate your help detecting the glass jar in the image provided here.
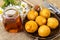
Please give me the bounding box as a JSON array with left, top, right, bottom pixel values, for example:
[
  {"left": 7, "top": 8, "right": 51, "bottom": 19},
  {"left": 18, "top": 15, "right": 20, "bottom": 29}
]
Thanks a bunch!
[{"left": 3, "top": 7, "right": 22, "bottom": 33}]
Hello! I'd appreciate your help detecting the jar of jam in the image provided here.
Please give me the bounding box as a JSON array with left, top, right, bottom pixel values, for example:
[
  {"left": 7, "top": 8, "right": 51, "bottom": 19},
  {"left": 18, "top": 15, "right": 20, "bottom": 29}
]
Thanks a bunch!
[{"left": 3, "top": 7, "right": 22, "bottom": 33}]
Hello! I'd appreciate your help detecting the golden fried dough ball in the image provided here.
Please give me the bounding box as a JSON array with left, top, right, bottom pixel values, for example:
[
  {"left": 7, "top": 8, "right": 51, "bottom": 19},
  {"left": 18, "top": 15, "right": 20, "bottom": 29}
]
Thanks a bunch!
[
  {"left": 35, "top": 16, "right": 46, "bottom": 26},
  {"left": 40, "top": 8, "right": 51, "bottom": 18},
  {"left": 27, "top": 9, "right": 38, "bottom": 20},
  {"left": 25, "top": 21, "right": 38, "bottom": 33},
  {"left": 38, "top": 25, "right": 51, "bottom": 37},
  {"left": 47, "top": 17, "right": 59, "bottom": 29}
]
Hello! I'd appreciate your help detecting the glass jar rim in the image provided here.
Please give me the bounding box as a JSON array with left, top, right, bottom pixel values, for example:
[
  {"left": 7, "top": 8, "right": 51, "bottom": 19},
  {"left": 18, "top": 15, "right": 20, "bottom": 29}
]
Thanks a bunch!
[{"left": 3, "top": 7, "right": 20, "bottom": 19}]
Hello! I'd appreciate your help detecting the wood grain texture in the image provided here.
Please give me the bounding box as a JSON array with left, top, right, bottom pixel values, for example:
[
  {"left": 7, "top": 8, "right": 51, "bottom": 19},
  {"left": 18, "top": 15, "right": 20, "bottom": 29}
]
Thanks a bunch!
[
  {"left": 0, "top": 0, "right": 4, "bottom": 7},
  {"left": 24, "top": 0, "right": 60, "bottom": 9},
  {"left": 48, "top": 0, "right": 60, "bottom": 9}
]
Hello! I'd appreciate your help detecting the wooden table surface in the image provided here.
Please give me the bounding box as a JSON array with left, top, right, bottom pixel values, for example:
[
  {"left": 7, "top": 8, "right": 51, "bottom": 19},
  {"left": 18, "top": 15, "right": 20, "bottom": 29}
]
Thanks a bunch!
[
  {"left": 0, "top": 0, "right": 60, "bottom": 9},
  {"left": 24, "top": 0, "right": 60, "bottom": 9},
  {"left": 0, "top": 0, "right": 60, "bottom": 40}
]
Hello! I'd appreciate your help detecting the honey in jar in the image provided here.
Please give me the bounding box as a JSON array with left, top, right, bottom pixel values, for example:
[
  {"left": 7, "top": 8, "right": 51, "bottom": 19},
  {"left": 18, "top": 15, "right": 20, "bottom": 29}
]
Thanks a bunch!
[{"left": 3, "top": 8, "right": 22, "bottom": 33}]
